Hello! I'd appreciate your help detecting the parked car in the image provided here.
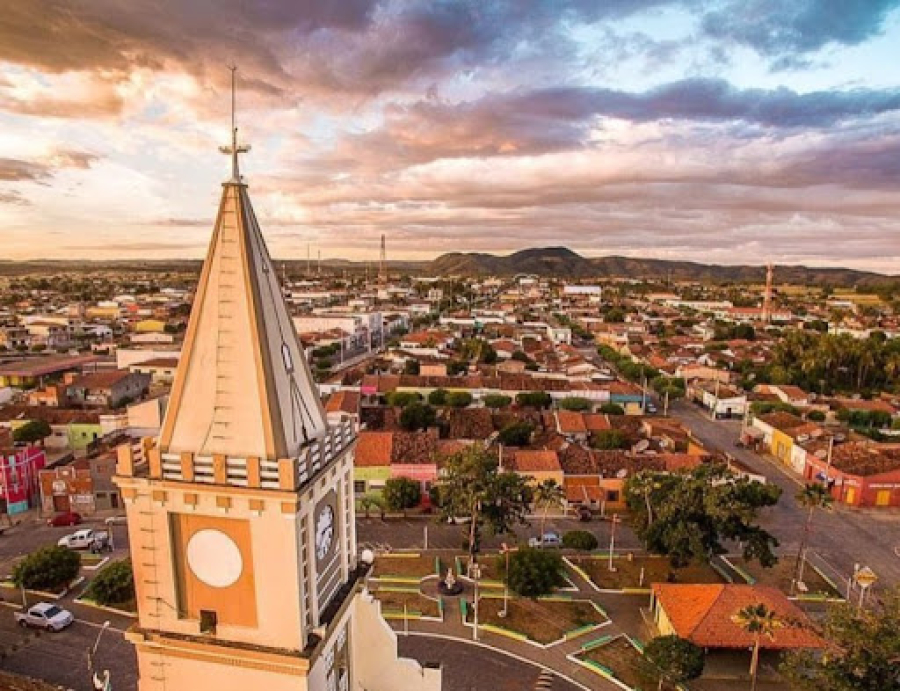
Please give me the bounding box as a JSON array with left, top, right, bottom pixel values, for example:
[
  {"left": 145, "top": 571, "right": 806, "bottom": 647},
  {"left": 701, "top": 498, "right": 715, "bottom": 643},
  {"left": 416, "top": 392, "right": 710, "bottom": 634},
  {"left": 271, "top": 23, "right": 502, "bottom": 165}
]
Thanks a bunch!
[
  {"left": 47, "top": 511, "right": 82, "bottom": 527},
  {"left": 14, "top": 603, "right": 74, "bottom": 632},
  {"left": 57, "top": 528, "right": 109, "bottom": 551},
  {"left": 528, "top": 531, "right": 561, "bottom": 548}
]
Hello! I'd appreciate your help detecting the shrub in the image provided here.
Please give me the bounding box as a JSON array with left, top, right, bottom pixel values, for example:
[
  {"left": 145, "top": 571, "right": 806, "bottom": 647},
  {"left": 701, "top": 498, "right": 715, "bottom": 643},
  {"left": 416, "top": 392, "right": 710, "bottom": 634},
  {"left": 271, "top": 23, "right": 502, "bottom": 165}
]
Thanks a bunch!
[
  {"left": 383, "top": 477, "right": 422, "bottom": 513},
  {"left": 428, "top": 388, "right": 448, "bottom": 406},
  {"left": 559, "top": 397, "right": 591, "bottom": 411},
  {"left": 644, "top": 635, "right": 705, "bottom": 687},
  {"left": 483, "top": 394, "right": 512, "bottom": 409},
  {"left": 13, "top": 419, "right": 52, "bottom": 444},
  {"left": 562, "top": 530, "right": 598, "bottom": 551},
  {"left": 87, "top": 559, "right": 135, "bottom": 606},
  {"left": 446, "top": 391, "right": 473, "bottom": 408},
  {"left": 13, "top": 546, "right": 80, "bottom": 591},
  {"left": 600, "top": 403, "right": 625, "bottom": 416},
  {"left": 498, "top": 421, "right": 533, "bottom": 446},
  {"left": 807, "top": 410, "right": 826, "bottom": 422},
  {"left": 502, "top": 548, "right": 565, "bottom": 597},
  {"left": 399, "top": 402, "right": 436, "bottom": 431},
  {"left": 516, "top": 391, "right": 552, "bottom": 408},
  {"left": 387, "top": 391, "right": 422, "bottom": 408},
  {"left": 592, "top": 428, "right": 630, "bottom": 450}
]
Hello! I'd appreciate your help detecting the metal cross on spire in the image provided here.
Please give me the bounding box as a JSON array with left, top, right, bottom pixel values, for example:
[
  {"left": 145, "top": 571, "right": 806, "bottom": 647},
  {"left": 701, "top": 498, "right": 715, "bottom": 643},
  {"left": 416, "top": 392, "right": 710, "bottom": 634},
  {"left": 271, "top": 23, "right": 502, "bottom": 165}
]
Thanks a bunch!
[{"left": 219, "top": 65, "right": 251, "bottom": 183}]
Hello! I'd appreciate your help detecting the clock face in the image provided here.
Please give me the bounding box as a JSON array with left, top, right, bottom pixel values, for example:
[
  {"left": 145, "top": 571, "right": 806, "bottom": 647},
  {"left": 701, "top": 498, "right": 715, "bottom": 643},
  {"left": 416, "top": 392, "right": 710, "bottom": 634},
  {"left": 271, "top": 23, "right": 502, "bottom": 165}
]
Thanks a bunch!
[{"left": 315, "top": 505, "right": 335, "bottom": 561}]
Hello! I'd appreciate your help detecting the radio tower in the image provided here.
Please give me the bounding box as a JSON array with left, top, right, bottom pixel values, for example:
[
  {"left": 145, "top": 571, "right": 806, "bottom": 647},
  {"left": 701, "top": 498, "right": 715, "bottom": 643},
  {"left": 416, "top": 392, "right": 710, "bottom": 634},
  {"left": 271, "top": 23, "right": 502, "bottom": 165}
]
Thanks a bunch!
[
  {"left": 379, "top": 234, "right": 387, "bottom": 285},
  {"left": 762, "top": 262, "right": 774, "bottom": 324}
]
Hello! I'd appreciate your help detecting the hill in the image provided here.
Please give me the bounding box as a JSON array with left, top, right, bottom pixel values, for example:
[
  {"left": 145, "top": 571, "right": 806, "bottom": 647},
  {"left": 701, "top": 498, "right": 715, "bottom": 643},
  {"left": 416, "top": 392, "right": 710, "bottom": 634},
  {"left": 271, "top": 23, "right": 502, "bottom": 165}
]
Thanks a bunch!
[{"left": 428, "top": 248, "right": 894, "bottom": 286}]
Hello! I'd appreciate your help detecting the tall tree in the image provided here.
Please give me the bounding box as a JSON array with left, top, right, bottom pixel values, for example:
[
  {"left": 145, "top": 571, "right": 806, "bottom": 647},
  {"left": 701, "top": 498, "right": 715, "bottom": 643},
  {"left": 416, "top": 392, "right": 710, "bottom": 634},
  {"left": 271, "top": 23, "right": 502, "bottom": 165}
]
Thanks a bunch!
[
  {"left": 792, "top": 483, "right": 833, "bottom": 595},
  {"left": 533, "top": 478, "right": 565, "bottom": 542},
  {"left": 732, "top": 603, "right": 783, "bottom": 691},
  {"left": 625, "top": 463, "right": 782, "bottom": 567},
  {"left": 437, "top": 445, "right": 532, "bottom": 571}
]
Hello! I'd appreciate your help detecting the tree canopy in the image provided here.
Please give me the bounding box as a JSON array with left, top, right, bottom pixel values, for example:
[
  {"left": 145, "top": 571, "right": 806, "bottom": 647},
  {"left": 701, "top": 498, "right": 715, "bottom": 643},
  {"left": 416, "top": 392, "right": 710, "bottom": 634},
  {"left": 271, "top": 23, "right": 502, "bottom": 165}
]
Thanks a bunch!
[
  {"left": 437, "top": 445, "right": 532, "bottom": 563},
  {"left": 13, "top": 419, "right": 52, "bottom": 444},
  {"left": 783, "top": 586, "right": 900, "bottom": 691},
  {"left": 625, "top": 464, "right": 782, "bottom": 567}
]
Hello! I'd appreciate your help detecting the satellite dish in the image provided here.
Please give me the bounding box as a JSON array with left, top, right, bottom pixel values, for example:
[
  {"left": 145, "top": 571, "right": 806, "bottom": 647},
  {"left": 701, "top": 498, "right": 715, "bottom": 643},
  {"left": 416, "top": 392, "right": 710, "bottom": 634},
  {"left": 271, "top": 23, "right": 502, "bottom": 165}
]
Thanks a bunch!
[
  {"left": 634, "top": 439, "right": 650, "bottom": 452},
  {"left": 814, "top": 449, "right": 827, "bottom": 459},
  {"left": 616, "top": 468, "right": 628, "bottom": 479},
  {"left": 361, "top": 549, "right": 375, "bottom": 565}
]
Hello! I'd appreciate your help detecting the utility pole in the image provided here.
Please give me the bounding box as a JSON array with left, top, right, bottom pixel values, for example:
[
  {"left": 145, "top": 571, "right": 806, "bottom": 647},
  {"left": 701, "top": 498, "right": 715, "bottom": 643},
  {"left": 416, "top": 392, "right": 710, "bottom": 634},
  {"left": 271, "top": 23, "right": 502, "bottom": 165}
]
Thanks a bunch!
[
  {"left": 379, "top": 234, "right": 387, "bottom": 285},
  {"left": 608, "top": 514, "right": 619, "bottom": 572}
]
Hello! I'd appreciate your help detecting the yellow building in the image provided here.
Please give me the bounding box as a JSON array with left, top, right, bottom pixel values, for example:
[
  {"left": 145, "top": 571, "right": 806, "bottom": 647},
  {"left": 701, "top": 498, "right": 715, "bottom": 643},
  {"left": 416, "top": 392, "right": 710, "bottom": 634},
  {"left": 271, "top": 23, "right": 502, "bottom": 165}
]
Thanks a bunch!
[
  {"left": 115, "top": 99, "right": 439, "bottom": 691},
  {"left": 134, "top": 319, "right": 167, "bottom": 333}
]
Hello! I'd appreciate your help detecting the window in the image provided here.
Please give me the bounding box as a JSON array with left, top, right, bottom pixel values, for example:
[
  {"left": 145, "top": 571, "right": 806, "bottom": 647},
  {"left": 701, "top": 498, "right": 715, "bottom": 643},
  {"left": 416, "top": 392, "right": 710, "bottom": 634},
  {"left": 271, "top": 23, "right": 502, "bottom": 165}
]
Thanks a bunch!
[
  {"left": 353, "top": 480, "right": 366, "bottom": 494},
  {"left": 199, "top": 610, "right": 217, "bottom": 634},
  {"left": 606, "top": 490, "right": 620, "bottom": 503}
]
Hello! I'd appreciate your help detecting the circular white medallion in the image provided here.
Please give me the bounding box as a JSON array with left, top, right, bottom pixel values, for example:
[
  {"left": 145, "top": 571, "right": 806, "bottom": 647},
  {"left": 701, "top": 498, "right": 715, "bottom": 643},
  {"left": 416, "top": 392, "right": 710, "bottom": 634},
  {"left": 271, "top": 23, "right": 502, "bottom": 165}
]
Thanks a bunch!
[{"left": 186, "top": 529, "right": 243, "bottom": 588}]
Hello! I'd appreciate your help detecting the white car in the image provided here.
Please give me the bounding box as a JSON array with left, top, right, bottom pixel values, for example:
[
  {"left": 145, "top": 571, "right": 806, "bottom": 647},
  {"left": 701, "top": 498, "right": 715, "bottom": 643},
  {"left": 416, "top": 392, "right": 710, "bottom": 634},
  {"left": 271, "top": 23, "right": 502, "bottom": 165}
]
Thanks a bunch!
[
  {"left": 15, "top": 603, "right": 74, "bottom": 632},
  {"left": 57, "top": 528, "right": 108, "bottom": 550},
  {"left": 528, "top": 532, "right": 562, "bottom": 548}
]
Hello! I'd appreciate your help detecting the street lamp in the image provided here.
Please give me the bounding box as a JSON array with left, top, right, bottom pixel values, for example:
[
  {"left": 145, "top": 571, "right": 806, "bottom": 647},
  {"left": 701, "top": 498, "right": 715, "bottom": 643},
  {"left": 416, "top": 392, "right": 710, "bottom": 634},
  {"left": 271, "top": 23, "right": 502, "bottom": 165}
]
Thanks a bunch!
[
  {"left": 499, "top": 543, "right": 516, "bottom": 619},
  {"left": 88, "top": 620, "right": 111, "bottom": 688},
  {"left": 471, "top": 563, "right": 482, "bottom": 641}
]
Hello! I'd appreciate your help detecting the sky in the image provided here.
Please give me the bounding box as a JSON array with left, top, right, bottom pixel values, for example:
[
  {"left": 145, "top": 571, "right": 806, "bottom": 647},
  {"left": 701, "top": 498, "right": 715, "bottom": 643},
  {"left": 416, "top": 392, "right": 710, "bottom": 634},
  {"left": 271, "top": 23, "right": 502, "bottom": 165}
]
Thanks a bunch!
[{"left": 0, "top": 0, "right": 899, "bottom": 273}]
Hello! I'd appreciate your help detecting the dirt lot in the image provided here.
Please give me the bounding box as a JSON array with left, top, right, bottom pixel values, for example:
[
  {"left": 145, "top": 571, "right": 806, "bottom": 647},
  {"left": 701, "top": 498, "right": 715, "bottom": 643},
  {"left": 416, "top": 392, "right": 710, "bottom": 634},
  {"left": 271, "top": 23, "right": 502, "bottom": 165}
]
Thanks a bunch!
[
  {"left": 728, "top": 555, "right": 841, "bottom": 598},
  {"left": 372, "top": 554, "right": 441, "bottom": 579},
  {"left": 373, "top": 589, "right": 441, "bottom": 618},
  {"left": 580, "top": 636, "right": 678, "bottom": 691},
  {"left": 467, "top": 597, "right": 603, "bottom": 645},
  {"left": 571, "top": 555, "right": 725, "bottom": 590}
]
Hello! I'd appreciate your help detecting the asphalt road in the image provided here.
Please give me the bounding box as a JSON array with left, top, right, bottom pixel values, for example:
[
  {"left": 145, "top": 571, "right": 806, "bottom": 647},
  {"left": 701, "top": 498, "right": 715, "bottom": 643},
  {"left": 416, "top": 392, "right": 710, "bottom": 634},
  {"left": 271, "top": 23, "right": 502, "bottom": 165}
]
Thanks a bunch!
[
  {"left": 398, "top": 636, "right": 582, "bottom": 691},
  {"left": 670, "top": 399, "right": 900, "bottom": 590}
]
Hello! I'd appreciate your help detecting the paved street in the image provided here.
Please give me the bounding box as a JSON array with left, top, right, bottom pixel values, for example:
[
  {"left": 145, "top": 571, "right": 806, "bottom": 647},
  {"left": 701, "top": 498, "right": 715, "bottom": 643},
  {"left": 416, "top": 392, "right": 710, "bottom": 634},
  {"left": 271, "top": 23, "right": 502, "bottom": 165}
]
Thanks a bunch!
[
  {"left": 398, "top": 637, "right": 582, "bottom": 691},
  {"left": 0, "top": 514, "right": 136, "bottom": 691},
  {"left": 670, "top": 400, "right": 900, "bottom": 590}
]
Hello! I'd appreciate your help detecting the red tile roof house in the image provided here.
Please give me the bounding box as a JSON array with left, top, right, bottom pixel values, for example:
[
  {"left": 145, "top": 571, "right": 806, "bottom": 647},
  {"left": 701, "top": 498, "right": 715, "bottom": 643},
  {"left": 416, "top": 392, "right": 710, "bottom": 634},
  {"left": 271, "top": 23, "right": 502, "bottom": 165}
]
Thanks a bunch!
[
  {"left": 804, "top": 441, "right": 900, "bottom": 508},
  {"left": 652, "top": 584, "right": 823, "bottom": 677}
]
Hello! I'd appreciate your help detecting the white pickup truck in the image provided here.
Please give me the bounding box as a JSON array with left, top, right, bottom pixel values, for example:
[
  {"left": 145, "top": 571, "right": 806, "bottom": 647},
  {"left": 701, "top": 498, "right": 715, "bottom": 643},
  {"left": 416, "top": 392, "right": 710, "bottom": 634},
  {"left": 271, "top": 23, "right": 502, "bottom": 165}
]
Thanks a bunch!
[
  {"left": 57, "top": 528, "right": 110, "bottom": 551},
  {"left": 14, "top": 602, "right": 74, "bottom": 632}
]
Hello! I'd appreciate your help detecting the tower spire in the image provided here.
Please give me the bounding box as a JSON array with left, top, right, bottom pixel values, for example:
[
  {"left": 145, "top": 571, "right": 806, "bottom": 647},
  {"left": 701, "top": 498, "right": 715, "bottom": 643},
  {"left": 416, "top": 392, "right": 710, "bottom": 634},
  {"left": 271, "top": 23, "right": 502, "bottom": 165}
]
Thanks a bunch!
[{"left": 218, "top": 65, "right": 251, "bottom": 183}]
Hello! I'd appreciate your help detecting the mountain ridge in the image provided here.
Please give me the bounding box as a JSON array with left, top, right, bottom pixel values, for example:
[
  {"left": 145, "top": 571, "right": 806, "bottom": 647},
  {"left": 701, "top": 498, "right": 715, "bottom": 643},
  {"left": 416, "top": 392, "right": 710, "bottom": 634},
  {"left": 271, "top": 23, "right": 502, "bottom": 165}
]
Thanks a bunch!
[{"left": 428, "top": 247, "right": 895, "bottom": 286}]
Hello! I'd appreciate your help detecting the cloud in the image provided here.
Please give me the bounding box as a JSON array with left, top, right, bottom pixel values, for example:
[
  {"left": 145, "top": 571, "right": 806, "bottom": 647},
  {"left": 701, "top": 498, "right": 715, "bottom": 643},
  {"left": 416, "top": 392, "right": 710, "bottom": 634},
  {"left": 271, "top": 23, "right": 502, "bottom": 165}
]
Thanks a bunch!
[
  {"left": 0, "top": 190, "right": 28, "bottom": 205},
  {"left": 0, "top": 149, "right": 99, "bottom": 182},
  {"left": 701, "top": 0, "right": 900, "bottom": 57}
]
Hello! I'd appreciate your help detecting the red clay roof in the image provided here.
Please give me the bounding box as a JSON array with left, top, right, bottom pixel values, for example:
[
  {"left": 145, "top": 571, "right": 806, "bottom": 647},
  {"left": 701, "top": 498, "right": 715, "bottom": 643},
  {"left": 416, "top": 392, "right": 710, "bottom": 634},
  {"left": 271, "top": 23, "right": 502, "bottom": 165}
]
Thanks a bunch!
[
  {"left": 556, "top": 410, "right": 587, "bottom": 434},
  {"left": 509, "top": 450, "right": 561, "bottom": 473},
  {"left": 325, "top": 390, "right": 360, "bottom": 415},
  {"left": 355, "top": 431, "right": 394, "bottom": 467},
  {"left": 653, "top": 584, "right": 823, "bottom": 650}
]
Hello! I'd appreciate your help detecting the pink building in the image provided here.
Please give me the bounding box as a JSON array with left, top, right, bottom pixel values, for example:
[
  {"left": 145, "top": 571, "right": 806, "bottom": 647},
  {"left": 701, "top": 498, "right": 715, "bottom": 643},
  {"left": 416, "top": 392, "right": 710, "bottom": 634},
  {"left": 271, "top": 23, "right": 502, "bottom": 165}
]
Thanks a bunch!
[{"left": 0, "top": 446, "right": 46, "bottom": 515}]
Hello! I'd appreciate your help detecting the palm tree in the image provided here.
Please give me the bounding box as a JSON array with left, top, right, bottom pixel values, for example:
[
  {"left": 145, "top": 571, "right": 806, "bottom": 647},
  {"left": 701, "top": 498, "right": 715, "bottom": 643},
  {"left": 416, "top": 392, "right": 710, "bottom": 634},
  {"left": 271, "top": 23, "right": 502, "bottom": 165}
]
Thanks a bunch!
[
  {"left": 792, "top": 483, "right": 833, "bottom": 594},
  {"left": 534, "top": 478, "right": 565, "bottom": 542},
  {"left": 732, "top": 603, "right": 783, "bottom": 691}
]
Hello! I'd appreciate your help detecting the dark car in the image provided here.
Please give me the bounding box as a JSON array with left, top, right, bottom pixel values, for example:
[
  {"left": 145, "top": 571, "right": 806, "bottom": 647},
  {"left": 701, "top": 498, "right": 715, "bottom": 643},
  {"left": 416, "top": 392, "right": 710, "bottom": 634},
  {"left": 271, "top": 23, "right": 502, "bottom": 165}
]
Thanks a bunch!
[{"left": 47, "top": 511, "right": 82, "bottom": 527}]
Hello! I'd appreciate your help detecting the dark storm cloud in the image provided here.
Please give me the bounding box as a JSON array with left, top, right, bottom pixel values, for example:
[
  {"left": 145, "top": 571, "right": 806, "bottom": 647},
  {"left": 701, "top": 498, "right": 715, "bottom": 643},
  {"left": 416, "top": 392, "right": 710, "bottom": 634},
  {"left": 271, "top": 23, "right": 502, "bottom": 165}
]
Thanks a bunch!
[{"left": 701, "top": 0, "right": 900, "bottom": 56}]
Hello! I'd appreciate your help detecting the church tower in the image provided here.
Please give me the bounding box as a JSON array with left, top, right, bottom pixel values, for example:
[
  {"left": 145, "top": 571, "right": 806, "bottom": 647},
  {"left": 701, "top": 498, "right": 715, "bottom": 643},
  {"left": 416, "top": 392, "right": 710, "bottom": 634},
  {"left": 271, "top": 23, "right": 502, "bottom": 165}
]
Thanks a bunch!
[{"left": 115, "top": 70, "right": 440, "bottom": 691}]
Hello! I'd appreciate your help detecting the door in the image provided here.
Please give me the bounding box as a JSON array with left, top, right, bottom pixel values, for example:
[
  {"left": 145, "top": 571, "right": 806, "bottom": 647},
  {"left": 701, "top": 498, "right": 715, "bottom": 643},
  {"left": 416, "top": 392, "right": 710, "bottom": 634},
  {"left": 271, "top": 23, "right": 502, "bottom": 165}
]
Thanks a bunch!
[
  {"left": 876, "top": 490, "right": 891, "bottom": 507},
  {"left": 845, "top": 487, "right": 856, "bottom": 505},
  {"left": 52, "top": 495, "right": 70, "bottom": 512}
]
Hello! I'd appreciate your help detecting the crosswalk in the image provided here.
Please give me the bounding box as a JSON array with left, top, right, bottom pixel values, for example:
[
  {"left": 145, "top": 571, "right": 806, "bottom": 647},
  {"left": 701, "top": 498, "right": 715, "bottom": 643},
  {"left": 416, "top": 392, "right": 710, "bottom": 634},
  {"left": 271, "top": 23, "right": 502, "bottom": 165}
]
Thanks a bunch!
[{"left": 534, "top": 668, "right": 557, "bottom": 690}]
